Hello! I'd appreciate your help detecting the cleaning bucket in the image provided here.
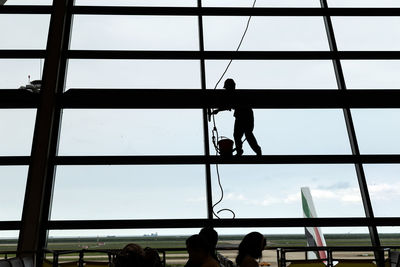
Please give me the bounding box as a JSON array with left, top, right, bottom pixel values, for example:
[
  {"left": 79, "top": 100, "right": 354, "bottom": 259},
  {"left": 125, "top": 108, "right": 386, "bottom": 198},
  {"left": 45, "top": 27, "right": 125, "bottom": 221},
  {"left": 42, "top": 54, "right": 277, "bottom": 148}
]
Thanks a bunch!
[{"left": 218, "top": 138, "right": 234, "bottom": 157}]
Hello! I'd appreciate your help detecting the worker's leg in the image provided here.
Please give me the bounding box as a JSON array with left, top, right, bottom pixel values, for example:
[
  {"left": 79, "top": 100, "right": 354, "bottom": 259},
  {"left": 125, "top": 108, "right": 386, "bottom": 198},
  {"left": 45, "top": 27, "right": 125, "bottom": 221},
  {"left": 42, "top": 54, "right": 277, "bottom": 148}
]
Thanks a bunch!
[
  {"left": 234, "top": 120, "right": 245, "bottom": 156},
  {"left": 244, "top": 121, "right": 262, "bottom": 156}
]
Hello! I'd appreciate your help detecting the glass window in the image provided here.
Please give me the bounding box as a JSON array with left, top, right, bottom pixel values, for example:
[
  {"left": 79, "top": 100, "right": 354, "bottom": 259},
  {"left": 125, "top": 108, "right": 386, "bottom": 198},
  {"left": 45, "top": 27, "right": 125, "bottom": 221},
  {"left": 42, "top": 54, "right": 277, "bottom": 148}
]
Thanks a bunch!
[
  {"left": 0, "top": 109, "right": 36, "bottom": 156},
  {"left": 4, "top": 0, "right": 51, "bottom": 4},
  {"left": 0, "top": 231, "right": 19, "bottom": 253},
  {"left": 65, "top": 60, "right": 201, "bottom": 90},
  {"left": 51, "top": 165, "right": 206, "bottom": 220},
  {"left": 332, "top": 17, "right": 400, "bottom": 51},
  {"left": 70, "top": 15, "right": 199, "bottom": 50},
  {"left": 351, "top": 109, "right": 400, "bottom": 154},
  {"left": 342, "top": 60, "right": 400, "bottom": 89},
  {"left": 75, "top": 0, "right": 196, "bottom": 6},
  {"left": 328, "top": 0, "right": 400, "bottom": 7},
  {"left": 0, "top": 167, "right": 28, "bottom": 221},
  {"left": 204, "top": 17, "right": 329, "bottom": 51},
  {"left": 203, "top": 0, "right": 320, "bottom": 7},
  {"left": 209, "top": 109, "right": 351, "bottom": 155},
  {"left": 58, "top": 109, "right": 204, "bottom": 155},
  {"left": 47, "top": 228, "right": 199, "bottom": 249},
  {"left": 0, "top": 59, "right": 43, "bottom": 90},
  {"left": 206, "top": 60, "right": 337, "bottom": 89},
  {"left": 364, "top": 164, "right": 400, "bottom": 217},
  {"left": 210, "top": 164, "right": 365, "bottom": 219},
  {"left": 377, "top": 227, "right": 400, "bottom": 246},
  {"left": 0, "top": 15, "right": 50, "bottom": 49}
]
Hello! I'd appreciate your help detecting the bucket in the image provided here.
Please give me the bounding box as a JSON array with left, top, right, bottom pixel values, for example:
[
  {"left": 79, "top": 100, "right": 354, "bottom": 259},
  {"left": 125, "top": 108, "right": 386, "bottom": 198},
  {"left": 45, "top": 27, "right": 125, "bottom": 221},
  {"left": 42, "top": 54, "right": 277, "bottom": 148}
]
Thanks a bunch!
[{"left": 218, "top": 138, "right": 234, "bottom": 157}]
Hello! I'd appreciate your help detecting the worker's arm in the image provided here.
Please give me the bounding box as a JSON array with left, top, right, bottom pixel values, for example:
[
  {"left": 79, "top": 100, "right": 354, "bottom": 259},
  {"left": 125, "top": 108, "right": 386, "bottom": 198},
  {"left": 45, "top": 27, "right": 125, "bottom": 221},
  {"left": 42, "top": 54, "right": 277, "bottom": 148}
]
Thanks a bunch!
[{"left": 211, "top": 108, "right": 231, "bottom": 115}]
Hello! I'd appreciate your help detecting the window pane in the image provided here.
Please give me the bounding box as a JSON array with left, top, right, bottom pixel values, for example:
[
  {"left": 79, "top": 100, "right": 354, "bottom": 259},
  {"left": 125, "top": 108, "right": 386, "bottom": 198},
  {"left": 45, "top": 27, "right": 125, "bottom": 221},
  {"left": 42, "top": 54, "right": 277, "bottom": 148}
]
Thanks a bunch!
[
  {"left": 342, "top": 61, "right": 400, "bottom": 89},
  {"left": 65, "top": 60, "right": 200, "bottom": 90},
  {"left": 328, "top": 0, "right": 400, "bottom": 7},
  {"left": 0, "top": 167, "right": 27, "bottom": 221},
  {"left": 0, "top": 15, "right": 50, "bottom": 49},
  {"left": 51, "top": 165, "right": 206, "bottom": 220},
  {"left": 75, "top": 0, "right": 196, "bottom": 6},
  {"left": 351, "top": 109, "right": 400, "bottom": 154},
  {"left": 0, "top": 60, "right": 43, "bottom": 90},
  {"left": 70, "top": 16, "right": 198, "bottom": 50},
  {"left": 206, "top": 60, "right": 337, "bottom": 89},
  {"left": 47, "top": 229, "right": 199, "bottom": 249},
  {"left": 204, "top": 17, "right": 329, "bottom": 51},
  {"left": 4, "top": 0, "right": 51, "bottom": 4},
  {"left": 0, "top": 231, "right": 18, "bottom": 253},
  {"left": 58, "top": 109, "right": 204, "bottom": 156},
  {"left": 0, "top": 109, "right": 36, "bottom": 156},
  {"left": 203, "top": 0, "right": 320, "bottom": 7},
  {"left": 209, "top": 109, "right": 351, "bottom": 155},
  {"left": 211, "top": 165, "right": 365, "bottom": 218},
  {"left": 364, "top": 164, "right": 400, "bottom": 217},
  {"left": 378, "top": 227, "right": 400, "bottom": 246},
  {"left": 332, "top": 17, "right": 400, "bottom": 51}
]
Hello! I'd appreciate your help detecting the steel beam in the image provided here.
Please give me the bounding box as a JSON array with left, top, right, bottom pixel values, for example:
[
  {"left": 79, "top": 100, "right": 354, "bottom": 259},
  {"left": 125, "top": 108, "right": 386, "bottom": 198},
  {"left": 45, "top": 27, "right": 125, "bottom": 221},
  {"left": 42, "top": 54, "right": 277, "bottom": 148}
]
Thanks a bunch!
[
  {"left": 2, "top": 217, "right": 400, "bottom": 231},
  {"left": 5, "top": 155, "right": 400, "bottom": 166},
  {"left": 4, "top": 89, "right": 400, "bottom": 109},
  {"left": 46, "top": 217, "right": 400, "bottom": 230},
  {"left": 0, "top": 5, "right": 51, "bottom": 14},
  {"left": 17, "top": 0, "right": 74, "bottom": 262},
  {"left": 0, "top": 50, "right": 46, "bottom": 58},
  {"left": 60, "top": 89, "right": 400, "bottom": 109},
  {"left": 197, "top": 0, "right": 214, "bottom": 224},
  {"left": 52, "top": 155, "right": 400, "bottom": 165},
  {"left": 70, "top": 6, "right": 400, "bottom": 16},
  {"left": 319, "top": 0, "right": 382, "bottom": 265},
  {"left": 66, "top": 50, "right": 400, "bottom": 60}
]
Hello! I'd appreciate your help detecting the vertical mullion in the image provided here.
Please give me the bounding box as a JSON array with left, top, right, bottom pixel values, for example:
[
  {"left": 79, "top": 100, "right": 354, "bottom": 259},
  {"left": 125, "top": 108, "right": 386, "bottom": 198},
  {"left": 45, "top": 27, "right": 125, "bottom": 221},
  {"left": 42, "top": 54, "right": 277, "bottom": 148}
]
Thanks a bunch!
[
  {"left": 319, "top": 0, "right": 382, "bottom": 265},
  {"left": 17, "top": 0, "right": 74, "bottom": 263},
  {"left": 198, "top": 0, "right": 213, "bottom": 222}
]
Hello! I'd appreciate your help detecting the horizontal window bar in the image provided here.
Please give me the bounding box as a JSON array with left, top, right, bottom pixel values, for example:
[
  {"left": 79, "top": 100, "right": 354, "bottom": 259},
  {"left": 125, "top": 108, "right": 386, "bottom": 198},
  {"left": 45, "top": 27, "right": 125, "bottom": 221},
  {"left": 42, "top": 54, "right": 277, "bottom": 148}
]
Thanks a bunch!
[
  {"left": 46, "top": 218, "right": 400, "bottom": 230},
  {"left": 0, "top": 6, "right": 52, "bottom": 14},
  {"left": 0, "top": 156, "right": 30, "bottom": 165},
  {"left": 54, "top": 155, "right": 400, "bottom": 165},
  {"left": 61, "top": 89, "right": 400, "bottom": 109},
  {"left": 1, "top": 50, "right": 399, "bottom": 60},
  {"left": 67, "top": 50, "right": 400, "bottom": 60},
  {"left": 3, "top": 89, "right": 400, "bottom": 109},
  {"left": 0, "top": 50, "right": 46, "bottom": 59},
  {"left": 71, "top": 7, "right": 400, "bottom": 16},
  {"left": 0, "top": 90, "right": 39, "bottom": 108},
  {"left": 0, "top": 221, "right": 20, "bottom": 230}
]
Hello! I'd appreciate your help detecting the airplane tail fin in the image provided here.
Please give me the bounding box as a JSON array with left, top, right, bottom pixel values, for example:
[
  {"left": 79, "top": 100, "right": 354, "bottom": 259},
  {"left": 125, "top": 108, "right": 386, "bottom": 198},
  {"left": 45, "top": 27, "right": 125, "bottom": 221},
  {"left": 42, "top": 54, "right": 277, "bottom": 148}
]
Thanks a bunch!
[{"left": 301, "top": 187, "right": 327, "bottom": 260}]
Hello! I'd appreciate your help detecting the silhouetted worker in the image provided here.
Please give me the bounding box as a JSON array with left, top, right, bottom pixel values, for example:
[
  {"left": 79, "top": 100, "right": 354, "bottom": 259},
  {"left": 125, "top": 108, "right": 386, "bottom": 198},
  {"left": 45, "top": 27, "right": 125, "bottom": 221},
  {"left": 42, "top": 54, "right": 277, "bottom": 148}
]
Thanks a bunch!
[{"left": 211, "top": 79, "right": 262, "bottom": 156}]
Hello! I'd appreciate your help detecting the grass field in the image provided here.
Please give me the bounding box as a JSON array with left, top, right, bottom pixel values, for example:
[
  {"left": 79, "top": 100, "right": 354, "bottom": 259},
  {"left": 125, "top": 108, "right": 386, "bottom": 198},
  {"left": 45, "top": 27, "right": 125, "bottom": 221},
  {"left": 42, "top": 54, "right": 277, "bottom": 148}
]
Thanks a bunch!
[{"left": 1, "top": 233, "right": 399, "bottom": 252}]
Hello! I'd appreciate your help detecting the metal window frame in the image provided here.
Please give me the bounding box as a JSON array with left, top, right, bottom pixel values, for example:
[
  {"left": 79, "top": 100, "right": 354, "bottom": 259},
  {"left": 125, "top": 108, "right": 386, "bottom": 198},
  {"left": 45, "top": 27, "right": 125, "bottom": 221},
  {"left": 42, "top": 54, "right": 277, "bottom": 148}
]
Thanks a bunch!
[{"left": 0, "top": 4, "right": 399, "bottom": 266}]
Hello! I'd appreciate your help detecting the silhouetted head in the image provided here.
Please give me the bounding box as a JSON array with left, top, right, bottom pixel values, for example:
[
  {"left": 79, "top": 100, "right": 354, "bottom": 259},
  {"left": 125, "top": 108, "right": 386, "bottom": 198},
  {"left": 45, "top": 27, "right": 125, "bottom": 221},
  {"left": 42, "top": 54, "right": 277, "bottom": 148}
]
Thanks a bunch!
[
  {"left": 144, "top": 247, "right": 162, "bottom": 267},
  {"left": 235, "top": 232, "right": 266, "bottom": 265},
  {"left": 223, "top": 78, "right": 236, "bottom": 91},
  {"left": 186, "top": 234, "right": 211, "bottom": 266},
  {"left": 115, "top": 243, "right": 145, "bottom": 267},
  {"left": 199, "top": 227, "right": 218, "bottom": 255}
]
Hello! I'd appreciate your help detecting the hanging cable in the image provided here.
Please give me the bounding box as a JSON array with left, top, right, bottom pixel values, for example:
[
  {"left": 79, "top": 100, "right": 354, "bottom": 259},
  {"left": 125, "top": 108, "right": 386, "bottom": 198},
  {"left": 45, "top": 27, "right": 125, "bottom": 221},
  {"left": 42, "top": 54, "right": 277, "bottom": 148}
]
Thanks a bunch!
[{"left": 210, "top": 0, "right": 257, "bottom": 219}]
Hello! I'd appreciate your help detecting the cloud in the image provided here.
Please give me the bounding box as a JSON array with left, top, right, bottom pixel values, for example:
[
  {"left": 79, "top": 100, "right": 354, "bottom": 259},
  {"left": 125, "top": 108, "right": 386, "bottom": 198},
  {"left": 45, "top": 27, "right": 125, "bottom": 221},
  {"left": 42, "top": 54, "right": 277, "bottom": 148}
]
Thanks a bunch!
[
  {"left": 317, "top": 182, "right": 351, "bottom": 190},
  {"left": 368, "top": 182, "right": 400, "bottom": 200},
  {"left": 312, "top": 187, "right": 362, "bottom": 203}
]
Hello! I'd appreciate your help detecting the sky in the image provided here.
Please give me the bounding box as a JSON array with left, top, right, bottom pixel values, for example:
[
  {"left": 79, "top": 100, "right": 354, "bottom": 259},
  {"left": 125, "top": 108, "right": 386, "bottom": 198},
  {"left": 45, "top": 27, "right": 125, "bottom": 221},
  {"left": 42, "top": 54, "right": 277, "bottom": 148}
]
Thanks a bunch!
[{"left": 1, "top": 0, "right": 400, "bottom": 238}]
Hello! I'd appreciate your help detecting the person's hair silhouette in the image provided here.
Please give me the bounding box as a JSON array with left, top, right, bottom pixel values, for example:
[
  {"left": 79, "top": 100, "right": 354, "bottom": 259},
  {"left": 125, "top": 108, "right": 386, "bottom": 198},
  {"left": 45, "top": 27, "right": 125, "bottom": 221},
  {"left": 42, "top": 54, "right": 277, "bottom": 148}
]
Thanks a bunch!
[{"left": 236, "top": 232, "right": 266, "bottom": 267}]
